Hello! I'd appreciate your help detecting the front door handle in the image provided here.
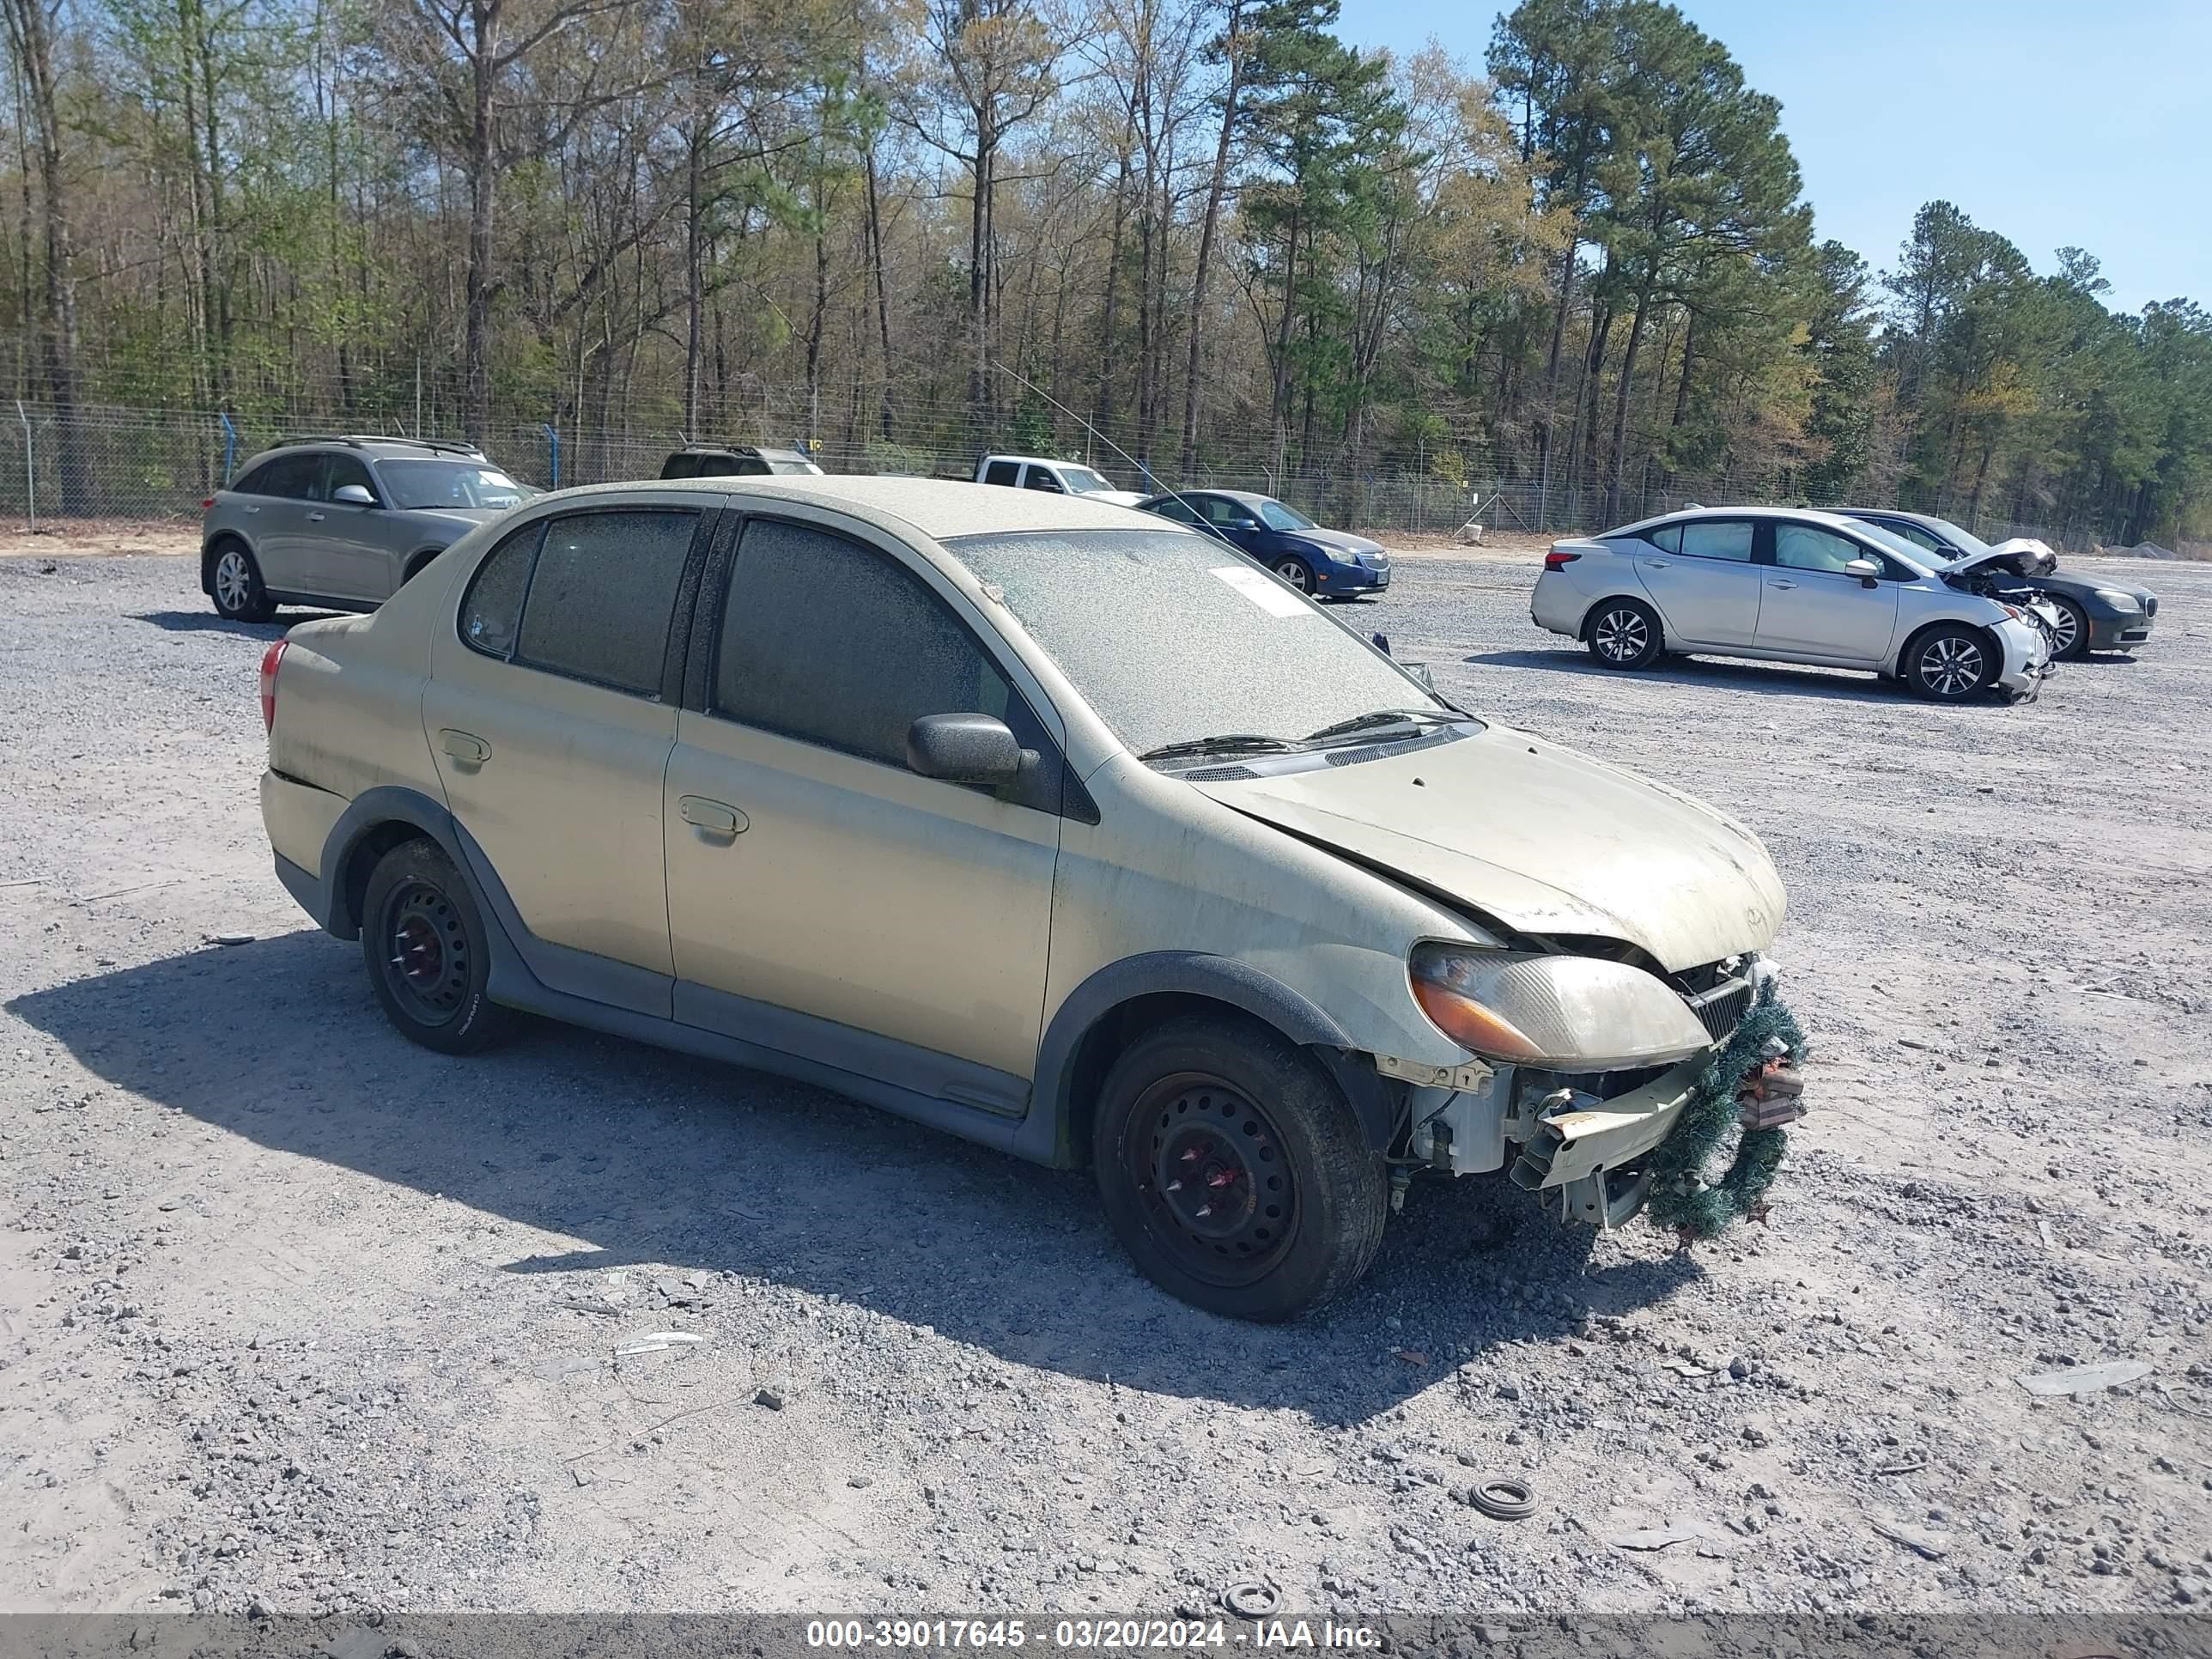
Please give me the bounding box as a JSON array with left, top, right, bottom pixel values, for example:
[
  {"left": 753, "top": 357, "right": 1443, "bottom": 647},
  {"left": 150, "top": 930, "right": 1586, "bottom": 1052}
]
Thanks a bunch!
[
  {"left": 307, "top": 511, "right": 326, "bottom": 522},
  {"left": 1642, "top": 559, "right": 1670, "bottom": 569},
  {"left": 439, "top": 729, "right": 490, "bottom": 765},
  {"left": 679, "top": 795, "right": 747, "bottom": 838},
  {"left": 1767, "top": 579, "right": 1797, "bottom": 590}
]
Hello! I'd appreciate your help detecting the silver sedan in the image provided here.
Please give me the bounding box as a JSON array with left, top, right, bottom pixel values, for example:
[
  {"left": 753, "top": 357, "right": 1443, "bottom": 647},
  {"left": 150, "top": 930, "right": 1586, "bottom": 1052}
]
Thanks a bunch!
[{"left": 1530, "top": 506, "right": 2053, "bottom": 702}]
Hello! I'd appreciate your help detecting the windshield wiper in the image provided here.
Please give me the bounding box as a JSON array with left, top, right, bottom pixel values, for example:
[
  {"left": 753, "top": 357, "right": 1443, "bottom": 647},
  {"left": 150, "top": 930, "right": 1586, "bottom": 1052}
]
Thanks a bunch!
[
  {"left": 1138, "top": 732, "right": 1301, "bottom": 764},
  {"left": 1301, "top": 708, "right": 1461, "bottom": 744}
]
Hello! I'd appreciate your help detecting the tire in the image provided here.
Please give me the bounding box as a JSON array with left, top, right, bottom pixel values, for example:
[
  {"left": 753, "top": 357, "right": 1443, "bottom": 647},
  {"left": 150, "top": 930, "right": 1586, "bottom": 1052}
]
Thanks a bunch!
[
  {"left": 1271, "top": 556, "right": 1315, "bottom": 594},
  {"left": 2045, "top": 596, "right": 2090, "bottom": 660},
  {"left": 1903, "top": 623, "right": 1998, "bottom": 702},
  {"left": 1091, "top": 1014, "right": 1386, "bottom": 1322},
  {"left": 360, "top": 839, "right": 519, "bottom": 1054},
  {"left": 209, "top": 540, "right": 276, "bottom": 623},
  {"left": 400, "top": 549, "right": 442, "bottom": 586},
  {"left": 1583, "top": 598, "right": 1663, "bottom": 669}
]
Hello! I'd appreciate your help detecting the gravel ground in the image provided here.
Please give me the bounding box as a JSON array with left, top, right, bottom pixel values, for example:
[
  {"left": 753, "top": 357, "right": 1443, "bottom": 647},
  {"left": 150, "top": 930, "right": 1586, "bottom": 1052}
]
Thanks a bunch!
[{"left": 3, "top": 548, "right": 2209, "bottom": 1621}]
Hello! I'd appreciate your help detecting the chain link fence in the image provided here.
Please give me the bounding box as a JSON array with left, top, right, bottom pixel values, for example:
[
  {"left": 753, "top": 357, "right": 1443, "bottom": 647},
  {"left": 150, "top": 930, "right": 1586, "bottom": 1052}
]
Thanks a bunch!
[{"left": 0, "top": 398, "right": 2164, "bottom": 556}]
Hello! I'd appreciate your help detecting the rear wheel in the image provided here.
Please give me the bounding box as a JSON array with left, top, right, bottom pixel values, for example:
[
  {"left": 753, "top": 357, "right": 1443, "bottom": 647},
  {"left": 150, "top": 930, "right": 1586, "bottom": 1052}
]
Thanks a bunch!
[
  {"left": 210, "top": 541, "right": 276, "bottom": 623},
  {"left": 1903, "top": 623, "right": 1997, "bottom": 701},
  {"left": 361, "top": 839, "right": 518, "bottom": 1054},
  {"left": 2045, "top": 596, "right": 2089, "bottom": 660},
  {"left": 1584, "top": 598, "right": 1662, "bottom": 669},
  {"left": 1091, "top": 1016, "right": 1386, "bottom": 1322}
]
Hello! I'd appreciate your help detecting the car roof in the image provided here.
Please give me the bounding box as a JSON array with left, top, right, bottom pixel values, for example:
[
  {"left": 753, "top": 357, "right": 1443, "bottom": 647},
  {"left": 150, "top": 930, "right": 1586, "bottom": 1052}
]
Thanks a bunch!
[
  {"left": 1139, "top": 488, "right": 1268, "bottom": 507},
  {"left": 1626, "top": 504, "right": 1875, "bottom": 530},
  {"left": 532, "top": 474, "right": 1156, "bottom": 539},
  {"left": 1838, "top": 507, "right": 1944, "bottom": 528},
  {"left": 234, "top": 437, "right": 491, "bottom": 470}
]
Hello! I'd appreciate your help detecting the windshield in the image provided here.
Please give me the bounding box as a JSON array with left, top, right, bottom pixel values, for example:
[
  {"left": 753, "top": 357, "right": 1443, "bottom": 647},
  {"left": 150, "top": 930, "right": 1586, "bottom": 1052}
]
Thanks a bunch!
[
  {"left": 946, "top": 528, "right": 1452, "bottom": 759},
  {"left": 376, "top": 459, "right": 533, "bottom": 511},
  {"left": 1920, "top": 515, "right": 1992, "bottom": 557},
  {"left": 1060, "top": 467, "right": 1115, "bottom": 495},
  {"left": 1258, "top": 499, "right": 1317, "bottom": 532}
]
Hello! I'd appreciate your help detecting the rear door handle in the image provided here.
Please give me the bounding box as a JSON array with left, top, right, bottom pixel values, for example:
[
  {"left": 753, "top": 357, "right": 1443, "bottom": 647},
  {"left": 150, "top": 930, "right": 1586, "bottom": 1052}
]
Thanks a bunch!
[
  {"left": 678, "top": 795, "right": 747, "bottom": 837},
  {"left": 1642, "top": 559, "right": 1669, "bottom": 569},
  {"left": 1767, "top": 579, "right": 1797, "bottom": 589},
  {"left": 307, "top": 511, "right": 326, "bottom": 522},
  {"left": 439, "top": 729, "right": 490, "bottom": 764}
]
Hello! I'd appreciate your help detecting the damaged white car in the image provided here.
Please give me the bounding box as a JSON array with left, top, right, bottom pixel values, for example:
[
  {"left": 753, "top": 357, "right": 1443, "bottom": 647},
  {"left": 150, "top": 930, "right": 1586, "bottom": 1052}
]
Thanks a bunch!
[{"left": 258, "top": 478, "right": 1805, "bottom": 1324}]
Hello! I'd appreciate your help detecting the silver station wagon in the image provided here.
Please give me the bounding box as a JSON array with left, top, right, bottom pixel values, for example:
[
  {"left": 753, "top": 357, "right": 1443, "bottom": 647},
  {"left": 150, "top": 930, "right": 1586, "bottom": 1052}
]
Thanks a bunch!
[
  {"left": 258, "top": 478, "right": 1795, "bottom": 1320},
  {"left": 202, "top": 435, "right": 535, "bottom": 621}
]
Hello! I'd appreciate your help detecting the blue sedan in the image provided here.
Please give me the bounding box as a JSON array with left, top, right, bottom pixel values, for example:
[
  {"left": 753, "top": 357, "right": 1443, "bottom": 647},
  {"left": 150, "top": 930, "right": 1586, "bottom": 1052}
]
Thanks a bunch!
[{"left": 1134, "top": 489, "right": 1392, "bottom": 599}]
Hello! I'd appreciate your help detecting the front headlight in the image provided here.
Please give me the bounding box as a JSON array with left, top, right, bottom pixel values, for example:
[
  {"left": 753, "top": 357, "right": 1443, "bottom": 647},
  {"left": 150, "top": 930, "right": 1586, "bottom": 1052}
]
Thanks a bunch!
[
  {"left": 1408, "top": 945, "right": 1714, "bottom": 1070},
  {"left": 2093, "top": 589, "right": 2141, "bottom": 611}
]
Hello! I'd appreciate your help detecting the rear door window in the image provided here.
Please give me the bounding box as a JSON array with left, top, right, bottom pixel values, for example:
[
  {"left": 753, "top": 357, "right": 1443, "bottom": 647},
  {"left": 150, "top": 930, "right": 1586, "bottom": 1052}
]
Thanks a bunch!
[
  {"left": 1677, "top": 520, "right": 1756, "bottom": 562},
  {"left": 983, "top": 460, "right": 1019, "bottom": 487},
  {"left": 253, "top": 453, "right": 324, "bottom": 500},
  {"left": 1638, "top": 524, "right": 1682, "bottom": 553},
  {"left": 459, "top": 521, "right": 545, "bottom": 659},
  {"left": 1146, "top": 496, "right": 1200, "bottom": 525},
  {"left": 514, "top": 510, "right": 702, "bottom": 696},
  {"left": 458, "top": 510, "right": 700, "bottom": 694}
]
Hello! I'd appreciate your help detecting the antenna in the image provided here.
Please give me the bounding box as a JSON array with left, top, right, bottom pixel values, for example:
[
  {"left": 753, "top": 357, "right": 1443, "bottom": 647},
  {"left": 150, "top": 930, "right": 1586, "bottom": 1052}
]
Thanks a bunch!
[{"left": 990, "top": 357, "right": 1189, "bottom": 507}]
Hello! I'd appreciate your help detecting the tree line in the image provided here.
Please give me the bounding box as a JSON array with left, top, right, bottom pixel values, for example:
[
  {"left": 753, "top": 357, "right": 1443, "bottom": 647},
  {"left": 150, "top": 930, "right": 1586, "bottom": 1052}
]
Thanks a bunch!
[{"left": 1, "top": 0, "right": 2206, "bottom": 541}]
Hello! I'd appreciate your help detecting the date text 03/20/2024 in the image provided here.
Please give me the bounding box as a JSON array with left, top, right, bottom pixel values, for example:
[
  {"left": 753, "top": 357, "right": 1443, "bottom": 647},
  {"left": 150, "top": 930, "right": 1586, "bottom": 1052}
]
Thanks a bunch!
[{"left": 803, "top": 1620, "right": 1382, "bottom": 1650}]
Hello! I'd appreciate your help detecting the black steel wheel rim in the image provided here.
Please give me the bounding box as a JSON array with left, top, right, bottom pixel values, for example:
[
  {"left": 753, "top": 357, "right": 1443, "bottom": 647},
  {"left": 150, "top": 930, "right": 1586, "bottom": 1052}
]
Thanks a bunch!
[
  {"left": 1128, "top": 1072, "right": 1297, "bottom": 1287},
  {"left": 381, "top": 878, "right": 470, "bottom": 1025}
]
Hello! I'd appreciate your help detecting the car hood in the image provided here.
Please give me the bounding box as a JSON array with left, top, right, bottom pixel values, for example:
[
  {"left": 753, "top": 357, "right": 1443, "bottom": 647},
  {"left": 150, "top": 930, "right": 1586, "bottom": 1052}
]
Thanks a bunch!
[
  {"left": 1285, "top": 527, "right": 1385, "bottom": 559},
  {"left": 1937, "top": 538, "right": 2057, "bottom": 580},
  {"left": 1192, "top": 725, "right": 1785, "bottom": 972},
  {"left": 398, "top": 506, "right": 510, "bottom": 530}
]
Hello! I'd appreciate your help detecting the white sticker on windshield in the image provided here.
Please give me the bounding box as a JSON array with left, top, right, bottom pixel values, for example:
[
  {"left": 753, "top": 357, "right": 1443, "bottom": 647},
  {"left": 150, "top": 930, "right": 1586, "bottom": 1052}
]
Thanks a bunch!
[{"left": 1209, "top": 564, "right": 1309, "bottom": 617}]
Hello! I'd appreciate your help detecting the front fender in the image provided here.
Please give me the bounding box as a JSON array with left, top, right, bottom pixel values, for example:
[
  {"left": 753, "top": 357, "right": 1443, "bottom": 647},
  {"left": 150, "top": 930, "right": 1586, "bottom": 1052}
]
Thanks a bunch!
[{"left": 1011, "top": 951, "right": 1401, "bottom": 1168}]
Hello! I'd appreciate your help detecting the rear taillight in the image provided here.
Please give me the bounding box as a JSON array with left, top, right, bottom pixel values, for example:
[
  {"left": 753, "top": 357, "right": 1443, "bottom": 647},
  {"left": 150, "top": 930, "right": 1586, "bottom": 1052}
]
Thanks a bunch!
[
  {"left": 201, "top": 497, "right": 215, "bottom": 510},
  {"left": 259, "top": 639, "right": 287, "bottom": 732},
  {"left": 1544, "top": 550, "right": 1581, "bottom": 570}
]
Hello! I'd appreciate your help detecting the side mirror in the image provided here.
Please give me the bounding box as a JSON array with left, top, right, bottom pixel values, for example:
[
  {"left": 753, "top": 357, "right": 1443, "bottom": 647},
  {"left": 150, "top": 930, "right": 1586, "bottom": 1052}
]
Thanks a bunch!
[
  {"left": 1844, "top": 557, "right": 1880, "bottom": 588},
  {"left": 333, "top": 483, "right": 376, "bottom": 507},
  {"left": 906, "top": 713, "right": 1033, "bottom": 787},
  {"left": 1228, "top": 518, "right": 1260, "bottom": 532}
]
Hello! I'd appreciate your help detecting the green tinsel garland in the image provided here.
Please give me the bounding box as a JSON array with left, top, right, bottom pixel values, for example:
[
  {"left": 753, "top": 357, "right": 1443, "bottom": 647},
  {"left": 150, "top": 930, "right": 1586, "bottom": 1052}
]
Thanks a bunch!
[{"left": 1644, "top": 983, "right": 1808, "bottom": 1240}]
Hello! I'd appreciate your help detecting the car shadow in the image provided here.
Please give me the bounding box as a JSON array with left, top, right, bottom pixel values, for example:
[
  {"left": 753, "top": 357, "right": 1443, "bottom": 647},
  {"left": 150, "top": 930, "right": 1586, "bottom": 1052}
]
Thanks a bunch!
[
  {"left": 8, "top": 933, "right": 1701, "bottom": 1425},
  {"left": 130, "top": 609, "right": 344, "bottom": 635},
  {"left": 1467, "top": 647, "right": 1913, "bottom": 706}
]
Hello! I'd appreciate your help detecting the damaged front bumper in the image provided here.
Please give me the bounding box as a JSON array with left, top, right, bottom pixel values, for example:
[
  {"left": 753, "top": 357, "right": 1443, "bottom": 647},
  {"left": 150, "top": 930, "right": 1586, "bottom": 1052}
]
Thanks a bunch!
[{"left": 1382, "top": 962, "right": 1804, "bottom": 1231}]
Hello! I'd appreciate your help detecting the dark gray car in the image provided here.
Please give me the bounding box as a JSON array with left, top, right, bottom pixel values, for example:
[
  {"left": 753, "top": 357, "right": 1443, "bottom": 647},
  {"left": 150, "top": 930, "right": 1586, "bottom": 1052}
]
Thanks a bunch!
[
  {"left": 1844, "top": 508, "right": 2157, "bottom": 659},
  {"left": 200, "top": 437, "right": 535, "bottom": 621}
]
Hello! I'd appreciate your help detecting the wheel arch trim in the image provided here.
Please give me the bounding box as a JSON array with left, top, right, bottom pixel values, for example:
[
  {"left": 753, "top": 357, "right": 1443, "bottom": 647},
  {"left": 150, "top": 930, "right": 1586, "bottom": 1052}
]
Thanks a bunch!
[{"left": 1009, "top": 952, "right": 1398, "bottom": 1169}]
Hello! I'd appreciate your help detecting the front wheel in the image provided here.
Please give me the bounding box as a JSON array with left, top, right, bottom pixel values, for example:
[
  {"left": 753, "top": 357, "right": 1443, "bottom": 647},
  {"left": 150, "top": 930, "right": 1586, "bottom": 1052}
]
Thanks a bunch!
[
  {"left": 1091, "top": 1016, "right": 1386, "bottom": 1322},
  {"left": 1904, "top": 623, "right": 1997, "bottom": 701},
  {"left": 210, "top": 542, "right": 276, "bottom": 623},
  {"left": 360, "top": 839, "right": 519, "bottom": 1054},
  {"left": 1271, "top": 556, "right": 1315, "bottom": 594}
]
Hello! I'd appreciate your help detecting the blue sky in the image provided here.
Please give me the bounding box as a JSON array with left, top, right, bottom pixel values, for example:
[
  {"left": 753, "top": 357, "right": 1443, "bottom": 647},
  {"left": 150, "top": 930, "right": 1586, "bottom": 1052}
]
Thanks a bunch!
[{"left": 1335, "top": 0, "right": 2210, "bottom": 315}]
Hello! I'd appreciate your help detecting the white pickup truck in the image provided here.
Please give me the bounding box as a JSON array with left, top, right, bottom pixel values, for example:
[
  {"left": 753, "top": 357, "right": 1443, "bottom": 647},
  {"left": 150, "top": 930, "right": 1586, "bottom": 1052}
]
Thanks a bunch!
[{"left": 975, "top": 453, "right": 1147, "bottom": 507}]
